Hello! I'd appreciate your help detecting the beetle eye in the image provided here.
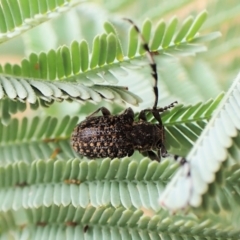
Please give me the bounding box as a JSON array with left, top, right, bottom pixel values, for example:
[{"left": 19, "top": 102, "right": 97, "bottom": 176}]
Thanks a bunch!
[{"left": 157, "top": 141, "right": 162, "bottom": 148}]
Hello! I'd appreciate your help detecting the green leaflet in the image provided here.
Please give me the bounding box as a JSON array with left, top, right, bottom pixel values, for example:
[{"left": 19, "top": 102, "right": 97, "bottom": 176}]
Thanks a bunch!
[
  {"left": 0, "top": 0, "right": 83, "bottom": 43},
  {"left": 174, "top": 16, "right": 194, "bottom": 44},
  {"left": 186, "top": 11, "right": 208, "bottom": 40},
  {"left": 162, "top": 17, "right": 178, "bottom": 49},
  {"left": 139, "top": 19, "right": 152, "bottom": 55},
  {"left": 104, "top": 21, "right": 124, "bottom": 61},
  {"left": 150, "top": 20, "right": 166, "bottom": 50}
]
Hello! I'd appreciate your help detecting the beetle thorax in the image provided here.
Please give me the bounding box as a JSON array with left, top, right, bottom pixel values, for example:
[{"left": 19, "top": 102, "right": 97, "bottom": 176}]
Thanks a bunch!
[{"left": 129, "top": 121, "right": 164, "bottom": 151}]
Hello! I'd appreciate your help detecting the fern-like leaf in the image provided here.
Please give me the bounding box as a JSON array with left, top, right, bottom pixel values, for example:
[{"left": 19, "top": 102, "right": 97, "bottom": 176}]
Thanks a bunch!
[
  {"left": 0, "top": 177, "right": 240, "bottom": 239},
  {"left": 160, "top": 72, "right": 240, "bottom": 212},
  {"left": 0, "top": 115, "right": 78, "bottom": 162},
  {"left": 1, "top": 12, "right": 220, "bottom": 84},
  {"left": 0, "top": 0, "right": 83, "bottom": 43},
  {"left": 0, "top": 158, "right": 180, "bottom": 211},
  {"left": 0, "top": 75, "right": 142, "bottom": 124},
  {"left": 0, "top": 158, "right": 240, "bottom": 239}
]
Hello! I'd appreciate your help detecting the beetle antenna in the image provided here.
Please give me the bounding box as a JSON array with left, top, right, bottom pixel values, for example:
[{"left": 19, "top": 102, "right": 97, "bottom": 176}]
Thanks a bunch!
[{"left": 123, "top": 18, "right": 158, "bottom": 110}]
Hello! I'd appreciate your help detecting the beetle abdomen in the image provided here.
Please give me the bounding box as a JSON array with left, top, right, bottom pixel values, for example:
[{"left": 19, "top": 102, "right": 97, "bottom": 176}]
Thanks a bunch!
[{"left": 71, "top": 115, "right": 134, "bottom": 158}]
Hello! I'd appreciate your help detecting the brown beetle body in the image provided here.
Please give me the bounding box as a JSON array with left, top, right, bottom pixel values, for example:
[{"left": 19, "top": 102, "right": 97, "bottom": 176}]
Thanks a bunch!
[{"left": 71, "top": 107, "right": 167, "bottom": 161}]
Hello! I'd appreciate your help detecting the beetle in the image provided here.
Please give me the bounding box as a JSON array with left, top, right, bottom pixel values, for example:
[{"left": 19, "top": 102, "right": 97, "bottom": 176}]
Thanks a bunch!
[{"left": 71, "top": 18, "right": 177, "bottom": 161}]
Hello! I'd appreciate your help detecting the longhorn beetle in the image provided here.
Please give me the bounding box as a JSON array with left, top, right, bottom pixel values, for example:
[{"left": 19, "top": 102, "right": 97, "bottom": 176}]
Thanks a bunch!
[{"left": 71, "top": 18, "right": 177, "bottom": 161}]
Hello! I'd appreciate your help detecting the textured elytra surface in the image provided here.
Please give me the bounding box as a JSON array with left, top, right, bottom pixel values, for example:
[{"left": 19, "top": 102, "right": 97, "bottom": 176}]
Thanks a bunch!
[
  {"left": 71, "top": 109, "right": 134, "bottom": 158},
  {"left": 71, "top": 108, "right": 164, "bottom": 159}
]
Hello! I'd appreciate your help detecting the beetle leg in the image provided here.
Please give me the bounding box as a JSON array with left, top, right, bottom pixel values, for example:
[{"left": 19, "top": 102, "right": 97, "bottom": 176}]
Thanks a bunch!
[
  {"left": 174, "top": 155, "right": 187, "bottom": 165},
  {"left": 139, "top": 101, "right": 177, "bottom": 122},
  {"left": 148, "top": 151, "right": 160, "bottom": 161},
  {"left": 152, "top": 110, "right": 163, "bottom": 125},
  {"left": 141, "top": 150, "right": 160, "bottom": 162},
  {"left": 157, "top": 101, "right": 178, "bottom": 113},
  {"left": 157, "top": 149, "right": 161, "bottom": 160},
  {"left": 157, "top": 142, "right": 168, "bottom": 159},
  {"left": 138, "top": 108, "right": 160, "bottom": 121},
  {"left": 86, "top": 107, "right": 111, "bottom": 118},
  {"left": 138, "top": 110, "right": 147, "bottom": 121},
  {"left": 160, "top": 144, "right": 168, "bottom": 158},
  {"left": 123, "top": 107, "right": 134, "bottom": 119}
]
